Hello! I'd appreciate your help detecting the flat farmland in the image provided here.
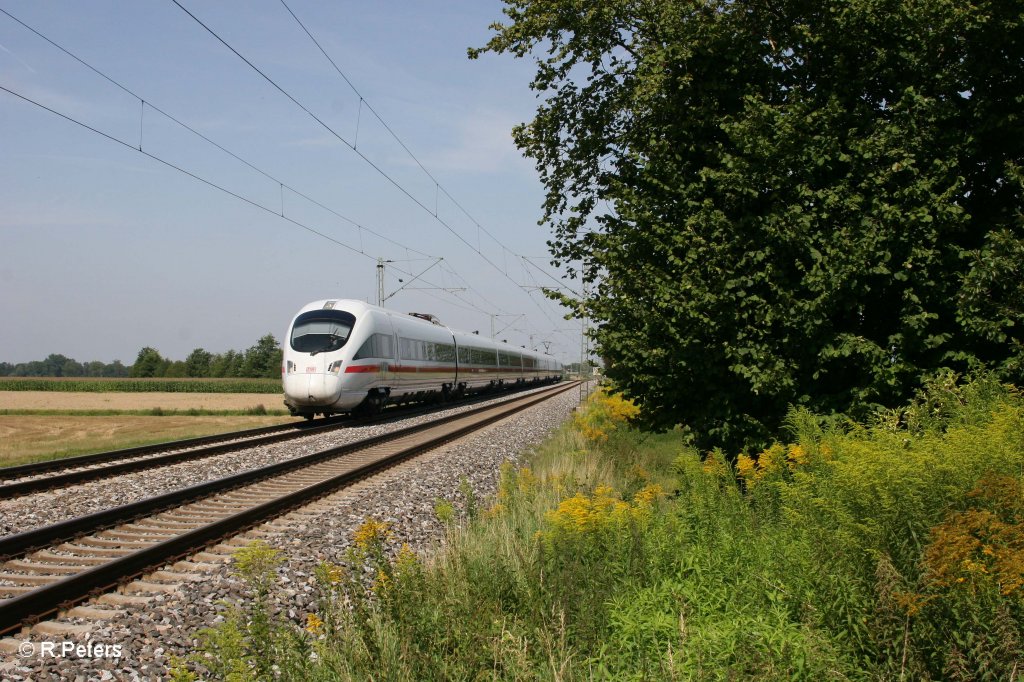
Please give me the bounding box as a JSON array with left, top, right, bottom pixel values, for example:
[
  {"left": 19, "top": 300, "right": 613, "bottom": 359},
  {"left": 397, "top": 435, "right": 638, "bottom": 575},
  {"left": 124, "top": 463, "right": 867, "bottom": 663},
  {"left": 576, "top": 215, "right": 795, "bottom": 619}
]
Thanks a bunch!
[
  {"left": 0, "top": 391, "right": 285, "bottom": 412},
  {"left": 0, "top": 391, "right": 297, "bottom": 467}
]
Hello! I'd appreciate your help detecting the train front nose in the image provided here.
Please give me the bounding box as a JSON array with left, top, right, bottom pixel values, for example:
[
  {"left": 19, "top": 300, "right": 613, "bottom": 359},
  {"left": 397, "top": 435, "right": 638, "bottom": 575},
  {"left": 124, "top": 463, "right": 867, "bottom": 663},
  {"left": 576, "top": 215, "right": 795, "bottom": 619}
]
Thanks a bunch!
[
  {"left": 284, "top": 371, "right": 341, "bottom": 406},
  {"left": 306, "top": 372, "right": 342, "bottom": 403}
]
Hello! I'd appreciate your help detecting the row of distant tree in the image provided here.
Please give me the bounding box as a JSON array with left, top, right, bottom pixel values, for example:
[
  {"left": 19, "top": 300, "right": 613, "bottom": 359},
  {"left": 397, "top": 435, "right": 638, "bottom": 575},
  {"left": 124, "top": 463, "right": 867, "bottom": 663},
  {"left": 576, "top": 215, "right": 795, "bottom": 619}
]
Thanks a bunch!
[{"left": 0, "top": 334, "right": 284, "bottom": 380}]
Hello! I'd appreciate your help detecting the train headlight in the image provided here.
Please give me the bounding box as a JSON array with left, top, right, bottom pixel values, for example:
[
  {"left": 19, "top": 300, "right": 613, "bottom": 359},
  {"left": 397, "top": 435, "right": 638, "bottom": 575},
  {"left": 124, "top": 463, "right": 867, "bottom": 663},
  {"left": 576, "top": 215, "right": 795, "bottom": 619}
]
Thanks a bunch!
[
  {"left": 286, "top": 361, "right": 295, "bottom": 374},
  {"left": 328, "top": 360, "right": 343, "bottom": 374}
]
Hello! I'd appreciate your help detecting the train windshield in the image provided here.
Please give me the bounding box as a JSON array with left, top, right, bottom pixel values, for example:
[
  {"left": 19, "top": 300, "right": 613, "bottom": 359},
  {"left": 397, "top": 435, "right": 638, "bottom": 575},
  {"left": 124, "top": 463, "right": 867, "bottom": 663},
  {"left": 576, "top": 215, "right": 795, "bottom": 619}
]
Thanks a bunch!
[{"left": 290, "top": 310, "right": 356, "bottom": 355}]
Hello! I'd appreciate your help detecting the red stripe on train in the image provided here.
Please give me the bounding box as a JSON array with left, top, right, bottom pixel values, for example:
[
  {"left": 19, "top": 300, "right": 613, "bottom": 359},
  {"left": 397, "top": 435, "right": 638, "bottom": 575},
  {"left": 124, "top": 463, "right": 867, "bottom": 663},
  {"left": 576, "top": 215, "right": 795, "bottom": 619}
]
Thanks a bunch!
[{"left": 344, "top": 365, "right": 380, "bottom": 373}]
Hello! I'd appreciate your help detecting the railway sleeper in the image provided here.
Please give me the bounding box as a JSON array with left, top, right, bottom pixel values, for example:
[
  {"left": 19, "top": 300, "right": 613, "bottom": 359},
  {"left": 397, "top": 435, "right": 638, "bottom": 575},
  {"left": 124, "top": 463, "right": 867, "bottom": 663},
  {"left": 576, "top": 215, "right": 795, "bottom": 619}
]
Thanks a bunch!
[
  {"left": 0, "top": 637, "right": 29, "bottom": 654},
  {"left": 0, "top": 585, "right": 35, "bottom": 597},
  {"left": 173, "top": 560, "right": 223, "bottom": 572},
  {"left": 125, "top": 519, "right": 204, "bottom": 530},
  {"left": 123, "top": 580, "right": 181, "bottom": 595},
  {"left": 81, "top": 536, "right": 160, "bottom": 548},
  {"left": 244, "top": 529, "right": 280, "bottom": 540},
  {"left": 261, "top": 520, "right": 303, "bottom": 530},
  {"left": 103, "top": 527, "right": 181, "bottom": 539},
  {"left": 32, "top": 620, "right": 93, "bottom": 637},
  {"left": 64, "top": 605, "right": 125, "bottom": 620},
  {"left": 216, "top": 495, "right": 286, "bottom": 506},
  {"left": 191, "top": 550, "right": 235, "bottom": 563},
  {"left": 92, "top": 532, "right": 172, "bottom": 540},
  {"left": 2, "top": 560, "right": 85, "bottom": 575},
  {"left": 56, "top": 543, "right": 137, "bottom": 557},
  {"left": 221, "top": 536, "right": 260, "bottom": 547},
  {"left": 111, "top": 525, "right": 189, "bottom": 537},
  {"left": 0, "top": 573, "right": 61, "bottom": 586},
  {"left": 259, "top": 485, "right": 314, "bottom": 495},
  {"left": 147, "top": 570, "right": 205, "bottom": 583},
  {"left": 97, "top": 592, "right": 153, "bottom": 607},
  {"left": 27, "top": 551, "right": 111, "bottom": 566},
  {"left": 162, "top": 506, "right": 227, "bottom": 516},
  {"left": 174, "top": 501, "right": 243, "bottom": 512}
]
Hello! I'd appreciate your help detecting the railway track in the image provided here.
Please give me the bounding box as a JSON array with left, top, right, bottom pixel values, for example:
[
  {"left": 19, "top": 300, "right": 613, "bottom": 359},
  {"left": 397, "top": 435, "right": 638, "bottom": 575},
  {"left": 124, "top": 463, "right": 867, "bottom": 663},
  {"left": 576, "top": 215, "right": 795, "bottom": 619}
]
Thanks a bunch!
[
  {"left": 0, "top": 382, "right": 561, "bottom": 499},
  {"left": 0, "top": 381, "right": 578, "bottom": 635}
]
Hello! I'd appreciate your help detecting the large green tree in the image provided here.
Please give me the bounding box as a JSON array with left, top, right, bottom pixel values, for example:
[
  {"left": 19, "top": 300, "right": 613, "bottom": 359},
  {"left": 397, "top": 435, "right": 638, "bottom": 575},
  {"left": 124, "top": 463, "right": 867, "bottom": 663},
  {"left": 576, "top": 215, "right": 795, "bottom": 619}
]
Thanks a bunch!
[
  {"left": 241, "top": 334, "right": 283, "bottom": 379},
  {"left": 185, "top": 348, "right": 213, "bottom": 378},
  {"left": 129, "top": 347, "right": 165, "bottom": 378},
  {"left": 475, "top": 0, "right": 1023, "bottom": 452}
]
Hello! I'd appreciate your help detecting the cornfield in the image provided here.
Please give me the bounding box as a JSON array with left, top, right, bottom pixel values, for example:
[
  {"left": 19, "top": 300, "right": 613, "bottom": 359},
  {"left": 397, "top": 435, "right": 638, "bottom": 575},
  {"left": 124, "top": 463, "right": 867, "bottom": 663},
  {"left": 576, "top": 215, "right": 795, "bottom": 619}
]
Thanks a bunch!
[{"left": 0, "top": 377, "right": 281, "bottom": 394}]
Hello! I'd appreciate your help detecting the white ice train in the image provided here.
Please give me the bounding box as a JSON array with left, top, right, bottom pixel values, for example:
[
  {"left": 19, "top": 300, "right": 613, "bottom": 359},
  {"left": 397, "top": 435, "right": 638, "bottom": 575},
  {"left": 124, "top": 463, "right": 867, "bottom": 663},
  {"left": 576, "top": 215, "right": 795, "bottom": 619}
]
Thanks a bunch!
[{"left": 282, "top": 299, "right": 562, "bottom": 418}]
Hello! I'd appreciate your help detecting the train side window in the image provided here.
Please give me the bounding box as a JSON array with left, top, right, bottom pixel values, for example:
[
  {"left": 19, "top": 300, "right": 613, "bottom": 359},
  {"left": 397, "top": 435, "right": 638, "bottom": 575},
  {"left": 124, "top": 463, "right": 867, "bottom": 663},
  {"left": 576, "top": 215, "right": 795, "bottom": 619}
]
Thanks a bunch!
[
  {"left": 438, "top": 343, "right": 456, "bottom": 363},
  {"left": 399, "top": 337, "right": 415, "bottom": 361},
  {"left": 355, "top": 333, "right": 394, "bottom": 360},
  {"left": 379, "top": 334, "right": 394, "bottom": 359},
  {"left": 353, "top": 336, "right": 374, "bottom": 360}
]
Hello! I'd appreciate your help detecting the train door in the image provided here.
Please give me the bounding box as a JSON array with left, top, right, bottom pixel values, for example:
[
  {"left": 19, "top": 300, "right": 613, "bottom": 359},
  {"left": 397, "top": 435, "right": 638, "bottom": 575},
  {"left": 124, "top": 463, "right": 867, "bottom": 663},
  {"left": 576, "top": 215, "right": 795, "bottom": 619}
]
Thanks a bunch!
[
  {"left": 384, "top": 331, "right": 398, "bottom": 387},
  {"left": 384, "top": 313, "right": 404, "bottom": 397}
]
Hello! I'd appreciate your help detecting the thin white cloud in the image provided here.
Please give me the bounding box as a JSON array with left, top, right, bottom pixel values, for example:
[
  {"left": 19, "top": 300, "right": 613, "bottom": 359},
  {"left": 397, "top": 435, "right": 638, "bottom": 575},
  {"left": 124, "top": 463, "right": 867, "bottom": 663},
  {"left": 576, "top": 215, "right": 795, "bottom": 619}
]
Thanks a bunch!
[
  {"left": 0, "top": 206, "right": 112, "bottom": 229},
  {"left": 289, "top": 134, "right": 344, "bottom": 148},
  {"left": 0, "top": 41, "right": 37, "bottom": 74},
  {"left": 420, "top": 108, "right": 532, "bottom": 176}
]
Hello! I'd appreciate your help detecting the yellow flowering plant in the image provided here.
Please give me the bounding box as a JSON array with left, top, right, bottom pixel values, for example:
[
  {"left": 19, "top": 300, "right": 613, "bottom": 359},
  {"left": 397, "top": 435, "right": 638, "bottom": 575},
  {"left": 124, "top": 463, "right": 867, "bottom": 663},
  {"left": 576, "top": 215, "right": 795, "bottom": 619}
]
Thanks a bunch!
[
  {"left": 573, "top": 387, "right": 641, "bottom": 442},
  {"left": 540, "top": 482, "right": 664, "bottom": 552}
]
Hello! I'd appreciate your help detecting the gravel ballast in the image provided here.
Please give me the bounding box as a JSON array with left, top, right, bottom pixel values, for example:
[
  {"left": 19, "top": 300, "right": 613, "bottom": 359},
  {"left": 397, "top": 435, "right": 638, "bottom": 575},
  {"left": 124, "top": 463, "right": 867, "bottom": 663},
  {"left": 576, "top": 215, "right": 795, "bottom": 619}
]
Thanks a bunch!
[
  {"left": 0, "top": 386, "right": 584, "bottom": 680},
  {"left": 0, "top": 386, "right": 567, "bottom": 536}
]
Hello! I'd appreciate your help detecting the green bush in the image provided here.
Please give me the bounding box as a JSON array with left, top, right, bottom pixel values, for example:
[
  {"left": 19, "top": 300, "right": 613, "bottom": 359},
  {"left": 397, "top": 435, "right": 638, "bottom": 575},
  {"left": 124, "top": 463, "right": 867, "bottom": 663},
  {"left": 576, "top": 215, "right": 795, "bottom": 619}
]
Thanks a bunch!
[{"left": 188, "top": 377, "right": 1023, "bottom": 680}]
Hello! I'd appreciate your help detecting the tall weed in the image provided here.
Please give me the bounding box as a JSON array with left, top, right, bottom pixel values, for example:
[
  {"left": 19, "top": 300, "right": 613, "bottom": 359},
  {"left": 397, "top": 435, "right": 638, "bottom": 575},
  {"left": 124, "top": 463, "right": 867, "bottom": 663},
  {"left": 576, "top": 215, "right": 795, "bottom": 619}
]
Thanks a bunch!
[{"left": 189, "top": 378, "right": 1023, "bottom": 680}]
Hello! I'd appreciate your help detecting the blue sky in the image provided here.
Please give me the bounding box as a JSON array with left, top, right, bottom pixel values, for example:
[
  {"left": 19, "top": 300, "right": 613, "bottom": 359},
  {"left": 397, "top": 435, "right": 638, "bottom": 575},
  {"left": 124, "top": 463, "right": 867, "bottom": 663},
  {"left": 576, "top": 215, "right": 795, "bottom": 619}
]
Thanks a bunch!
[{"left": 0, "top": 1, "right": 583, "bottom": 366}]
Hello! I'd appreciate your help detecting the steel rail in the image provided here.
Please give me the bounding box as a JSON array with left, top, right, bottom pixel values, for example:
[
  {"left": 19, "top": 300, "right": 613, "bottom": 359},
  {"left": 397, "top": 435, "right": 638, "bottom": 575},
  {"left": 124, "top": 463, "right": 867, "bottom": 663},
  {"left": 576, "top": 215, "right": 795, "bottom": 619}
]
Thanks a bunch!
[
  {"left": 0, "top": 418, "right": 334, "bottom": 478},
  {"left": 0, "top": 381, "right": 577, "bottom": 634},
  {"left": 0, "top": 382, "right": 575, "bottom": 560},
  {"left": 0, "top": 382, "right": 560, "bottom": 499},
  {"left": 0, "top": 418, "right": 339, "bottom": 499},
  {"left": 0, "top": 378, "right": 561, "bottom": 497}
]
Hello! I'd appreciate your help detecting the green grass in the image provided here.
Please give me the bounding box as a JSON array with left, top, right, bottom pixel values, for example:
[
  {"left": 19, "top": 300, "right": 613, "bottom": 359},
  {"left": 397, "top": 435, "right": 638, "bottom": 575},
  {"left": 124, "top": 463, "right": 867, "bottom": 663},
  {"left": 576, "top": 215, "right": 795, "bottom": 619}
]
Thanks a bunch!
[
  {"left": 0, "top": 413, "right": 298, "bottom": 468},
  {"left": 0, "top": 377, "right": 282, "bottom": 393},
  {"left": 179, "top": 374, "right": 1024, "bottom": 681}
]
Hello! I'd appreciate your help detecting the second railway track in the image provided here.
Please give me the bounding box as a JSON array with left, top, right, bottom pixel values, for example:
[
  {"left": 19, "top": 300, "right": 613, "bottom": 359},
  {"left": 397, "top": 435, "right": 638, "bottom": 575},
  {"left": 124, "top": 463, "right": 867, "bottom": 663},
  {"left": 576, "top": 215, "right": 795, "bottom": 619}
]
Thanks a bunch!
[
  {"left": 0, "top": 382, "right": 561, "bottom": 499},
  {"left": 0, "top": 381, "right": 578, "bottom": 635},
  {"left": 0, "top": 418, "right": 344, "bottom": 499}
]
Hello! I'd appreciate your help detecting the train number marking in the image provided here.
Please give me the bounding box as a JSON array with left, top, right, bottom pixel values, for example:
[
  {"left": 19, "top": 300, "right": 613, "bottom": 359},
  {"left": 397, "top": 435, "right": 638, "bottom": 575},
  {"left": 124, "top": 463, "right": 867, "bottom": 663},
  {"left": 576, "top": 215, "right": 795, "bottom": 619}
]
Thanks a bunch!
[{"left": 306, "top": 366, "right": 317, "bottom": 373}]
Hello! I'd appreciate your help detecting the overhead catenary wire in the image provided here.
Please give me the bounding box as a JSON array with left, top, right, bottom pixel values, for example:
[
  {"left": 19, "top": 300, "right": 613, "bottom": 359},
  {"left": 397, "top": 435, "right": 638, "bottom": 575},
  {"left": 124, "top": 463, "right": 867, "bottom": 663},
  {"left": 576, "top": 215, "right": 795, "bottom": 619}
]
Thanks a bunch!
[
  {"left": 2, "top": 5, "right": 579, "bottom": 357},
  {"left": 0, "top": 83, "right": 368, "bottom": 259},
  {"left": 171, "top": 0, "right": 582, "bottom": 301},
  {"left": 0, "top": 6, "right": 435, "bottom": 264},
  {"left": 278, "top": 0, "right": 575, "bottom": 295},
  {"left": 0, "top": 5, "right": 519, "bottom": 325},
  {"left": 0, "top": 82, "right": 496, "bottom": 323},
  {"left": 171, "top": 0, "right": 582, "bottom": 351}
]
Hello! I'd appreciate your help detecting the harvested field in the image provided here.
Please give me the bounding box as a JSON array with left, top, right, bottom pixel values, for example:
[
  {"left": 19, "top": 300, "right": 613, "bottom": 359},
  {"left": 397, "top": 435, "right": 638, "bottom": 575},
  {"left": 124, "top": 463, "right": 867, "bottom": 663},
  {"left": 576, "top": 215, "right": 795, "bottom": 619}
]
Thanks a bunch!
[
  {"left": 0, "top": 414, "right": 297, "bottom": 466},
  {"left": 0, "top": 391, "right": 284, "bottom": 412},
  {"left": 0, "top": 391, "right": 297, "bottom": 466}
]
